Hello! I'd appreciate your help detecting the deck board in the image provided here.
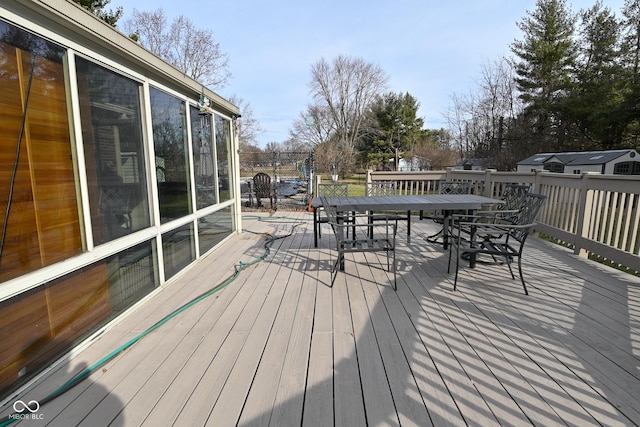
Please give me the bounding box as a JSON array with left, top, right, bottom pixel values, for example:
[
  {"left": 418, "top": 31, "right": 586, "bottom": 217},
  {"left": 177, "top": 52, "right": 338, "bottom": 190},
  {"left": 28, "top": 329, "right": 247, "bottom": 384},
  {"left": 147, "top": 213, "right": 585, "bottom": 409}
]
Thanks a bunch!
[{"left": 2, "top": 210, "right": 639, "bottom": 427}]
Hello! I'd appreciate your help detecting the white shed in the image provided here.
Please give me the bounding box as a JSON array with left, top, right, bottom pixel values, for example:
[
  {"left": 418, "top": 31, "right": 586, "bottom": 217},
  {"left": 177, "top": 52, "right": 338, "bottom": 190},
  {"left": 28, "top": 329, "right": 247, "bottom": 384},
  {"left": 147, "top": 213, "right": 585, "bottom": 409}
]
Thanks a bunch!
[{"left": 516, "top": 149, "right": 640, "bottom": 175}]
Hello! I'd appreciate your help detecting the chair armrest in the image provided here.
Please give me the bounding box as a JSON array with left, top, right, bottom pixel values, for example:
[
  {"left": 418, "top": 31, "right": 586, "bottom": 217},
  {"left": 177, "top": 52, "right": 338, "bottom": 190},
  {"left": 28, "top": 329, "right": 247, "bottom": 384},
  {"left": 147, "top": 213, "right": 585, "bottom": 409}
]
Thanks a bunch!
[
  {"left": 450, "top": 213, "right": 517, "bottom": 226},
  {"left": 453, "top": 221, "right": 535, "bottom": 242},
  {"left": 474, "top": 208, "right": 520, "bottom": 216}
]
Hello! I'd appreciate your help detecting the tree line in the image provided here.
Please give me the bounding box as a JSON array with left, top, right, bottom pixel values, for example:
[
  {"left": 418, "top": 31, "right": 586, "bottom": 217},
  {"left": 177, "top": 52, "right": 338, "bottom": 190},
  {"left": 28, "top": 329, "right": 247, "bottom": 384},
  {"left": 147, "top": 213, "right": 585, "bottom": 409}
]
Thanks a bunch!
[
  {"left": 293, "top": 0, "right": 640, "bottom": 175},
  {"left": 76, "top": 0, "right": 640, "bottom": 173},
  {"left": 448, "top": 0, "right": 640, "bottom": 170}
]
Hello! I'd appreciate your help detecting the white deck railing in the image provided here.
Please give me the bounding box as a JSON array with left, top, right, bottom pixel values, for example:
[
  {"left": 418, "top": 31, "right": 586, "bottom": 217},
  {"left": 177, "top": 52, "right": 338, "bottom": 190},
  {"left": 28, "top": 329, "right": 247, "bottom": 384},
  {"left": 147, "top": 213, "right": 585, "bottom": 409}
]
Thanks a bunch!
[{"left": 367, "top": 169, "right": 640, "bottom": 273}]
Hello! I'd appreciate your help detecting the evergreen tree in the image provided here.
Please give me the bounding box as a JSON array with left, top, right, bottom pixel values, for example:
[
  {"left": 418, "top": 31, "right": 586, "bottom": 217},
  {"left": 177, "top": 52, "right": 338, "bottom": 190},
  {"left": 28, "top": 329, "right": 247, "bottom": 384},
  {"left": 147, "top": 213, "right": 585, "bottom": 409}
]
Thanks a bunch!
[
  {"left": 72, "top": 0, "right": 122, "bottom": 27},
  {"left": 510, "top": 0, "right": 576, "bottom": 153},
  {"left": 570, "top": 1, "right": 625, "bottom": 149},
  {"left": 620, "top": 0, "right": 640, "bottom": 144},
  {"left": 359, "top": 92, "right": 424, "bottom": 170}
]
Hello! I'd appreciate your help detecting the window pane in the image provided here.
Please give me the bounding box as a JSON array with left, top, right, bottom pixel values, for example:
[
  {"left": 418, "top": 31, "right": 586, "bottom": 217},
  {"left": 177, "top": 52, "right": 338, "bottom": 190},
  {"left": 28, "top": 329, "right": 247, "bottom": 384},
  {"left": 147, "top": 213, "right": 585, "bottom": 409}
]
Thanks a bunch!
[
  {"left": 162, "top": 223, "right": 195, "bottom": 280},
  {"left": 215, "top": 114, "right": 232, "bottom": 202},
  {"left": 0, "top": 239, "right": 157, "bottom": 396},
  {"left": 76, "top": 57, "right": 150, "bottom": 246},
  {"left": 198, "top": 207, "right": 234, "bottom": 254},
  {"left": 151, "top": 88, "right": 192, "bottom": 222},
  {"left": 191, "top": 107, "right": 217, "bottom": 208},
  {"left": 0, "top": 21, "right": 83, "bottom": 282}
]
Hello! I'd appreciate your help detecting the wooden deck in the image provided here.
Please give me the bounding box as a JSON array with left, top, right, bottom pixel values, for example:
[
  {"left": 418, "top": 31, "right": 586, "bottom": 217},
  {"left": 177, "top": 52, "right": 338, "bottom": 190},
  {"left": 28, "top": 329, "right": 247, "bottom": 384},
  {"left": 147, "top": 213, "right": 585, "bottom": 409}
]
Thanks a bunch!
[{"left": 2, "top": 210, "right": 640, "bottom": 426}]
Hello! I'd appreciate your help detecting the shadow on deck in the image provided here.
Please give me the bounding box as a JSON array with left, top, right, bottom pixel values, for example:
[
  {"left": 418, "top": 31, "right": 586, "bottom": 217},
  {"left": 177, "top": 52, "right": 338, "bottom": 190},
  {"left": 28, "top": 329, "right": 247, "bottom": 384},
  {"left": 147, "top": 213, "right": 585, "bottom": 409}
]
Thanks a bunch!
[{"left": 1, "top": 211, "right": 639, "bottom": 426}]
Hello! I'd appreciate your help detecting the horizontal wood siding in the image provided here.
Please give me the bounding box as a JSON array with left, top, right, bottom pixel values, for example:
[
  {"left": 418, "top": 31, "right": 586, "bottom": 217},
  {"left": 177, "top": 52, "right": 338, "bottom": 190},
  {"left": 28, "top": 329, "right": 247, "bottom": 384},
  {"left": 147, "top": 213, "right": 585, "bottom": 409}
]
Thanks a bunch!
[{"left": 0, "top": 45, "right": 82, "bottom": 282}]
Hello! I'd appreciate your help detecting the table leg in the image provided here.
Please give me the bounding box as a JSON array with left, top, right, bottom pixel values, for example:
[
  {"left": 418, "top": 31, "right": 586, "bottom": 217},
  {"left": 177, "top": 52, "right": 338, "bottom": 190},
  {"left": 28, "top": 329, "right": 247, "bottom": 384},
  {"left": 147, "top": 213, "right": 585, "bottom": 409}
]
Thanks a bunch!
[
  {"left": 442, "top": 210, "right": 451, "bottom": 250},
  {"left": 313, "top": 207, "right": 318, "bottom": 248},
  {"left": 469, "top": 221, "right": 477, "bottom": 268}
]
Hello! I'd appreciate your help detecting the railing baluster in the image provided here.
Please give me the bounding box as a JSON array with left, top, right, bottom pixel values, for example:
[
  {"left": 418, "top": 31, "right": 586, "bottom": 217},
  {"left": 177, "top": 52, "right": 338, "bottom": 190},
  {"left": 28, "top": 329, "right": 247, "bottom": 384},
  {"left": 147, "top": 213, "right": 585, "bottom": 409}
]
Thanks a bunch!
[{"left": 367, "top": 169, "right": 640, "bottom": 272}]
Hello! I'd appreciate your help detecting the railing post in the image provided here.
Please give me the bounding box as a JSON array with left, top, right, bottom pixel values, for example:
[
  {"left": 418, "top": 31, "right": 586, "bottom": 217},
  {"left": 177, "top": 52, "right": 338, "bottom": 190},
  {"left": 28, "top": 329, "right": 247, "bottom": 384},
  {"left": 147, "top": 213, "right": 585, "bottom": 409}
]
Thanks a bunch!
[
  {"left": 483, "top": 169, "right": 496, "bottom": 197},
  {"left": 315, "top": 174, "right": 322, "bottom": 198},
  {"left": 533, "top": 168, "right": 543, "bottom": 194},
  {"left": 574, "top": 173, "right": 593, "bottom": 258},
  {"left": 366, "top": 169, "right": 372, "bottom": 184}
]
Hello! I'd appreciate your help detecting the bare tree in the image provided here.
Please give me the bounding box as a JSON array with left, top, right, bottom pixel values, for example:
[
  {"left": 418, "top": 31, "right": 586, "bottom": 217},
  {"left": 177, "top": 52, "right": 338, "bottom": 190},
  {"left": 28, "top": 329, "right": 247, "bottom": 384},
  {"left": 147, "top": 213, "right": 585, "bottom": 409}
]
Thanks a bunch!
[
  {"left": 228, "top": 95, "right": 263, "bottom": 149},
  {"left": 407, "top": 137, "right": 459, "bottom": 170},
  {"left": 289, "top": 104, "right": 334, "bottom": 147},
  {"left": 308, "top": 55, "right": 388, "bottom": 174},
  {"left": 123, "top": 8, "right": 231, "bottom": 88},
  {"left": 446, "top": 57, "right": 522, "bottom": 168}
]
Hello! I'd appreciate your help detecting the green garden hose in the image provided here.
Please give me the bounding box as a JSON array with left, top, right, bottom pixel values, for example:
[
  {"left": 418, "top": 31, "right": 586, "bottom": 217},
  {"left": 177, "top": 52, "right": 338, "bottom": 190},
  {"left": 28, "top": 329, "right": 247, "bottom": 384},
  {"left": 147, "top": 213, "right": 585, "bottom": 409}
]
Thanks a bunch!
[{"left": 0, "top": 216, "right": 303, "bottom": 426}]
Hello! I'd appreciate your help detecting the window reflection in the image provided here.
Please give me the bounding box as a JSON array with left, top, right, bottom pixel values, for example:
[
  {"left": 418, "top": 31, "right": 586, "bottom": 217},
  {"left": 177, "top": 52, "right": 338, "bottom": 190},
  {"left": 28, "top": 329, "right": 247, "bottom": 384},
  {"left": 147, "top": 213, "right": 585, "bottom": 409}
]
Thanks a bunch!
[
  {"left": 0, "top": 239, "right": 157, "bottom": 397},
  {"left": 107, "top": 240, "right": 158, "bottom": 311},
  {"left": 198, "top": 207, "right": 233, "bottom": 254},
  {"left": 215, "top": 115, "right": 232, "bottom": 202},
  {"left": 162, "top": 224, "right": 195, "bottom": 279},
  {"left": 76, "top": 57, "right": 150, "bottom": 245},
  {"left": 191, "top": 106, "right": 217, "bottom": 209},
  {"left": 0, "top": 21, "right": 83, "bottom": 283},
  {"left": 151, "top": 87, "right": 192, "bottom": 222}
]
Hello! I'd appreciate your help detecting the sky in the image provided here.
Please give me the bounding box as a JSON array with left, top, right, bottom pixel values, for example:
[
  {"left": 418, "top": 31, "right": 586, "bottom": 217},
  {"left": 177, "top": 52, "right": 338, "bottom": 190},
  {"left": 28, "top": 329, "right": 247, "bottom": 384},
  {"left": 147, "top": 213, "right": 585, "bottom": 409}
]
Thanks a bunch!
[{"left": 108, "top": 0, "right": 626, "bottom": 147}]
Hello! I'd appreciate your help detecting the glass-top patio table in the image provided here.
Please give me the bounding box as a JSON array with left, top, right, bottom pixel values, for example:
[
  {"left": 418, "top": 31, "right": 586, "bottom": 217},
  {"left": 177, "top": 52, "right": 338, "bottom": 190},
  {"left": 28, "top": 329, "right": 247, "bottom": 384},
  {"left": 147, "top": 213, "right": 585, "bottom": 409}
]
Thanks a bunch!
[{"left": 312, "top": 194, "right": 504, "bottom": 251}]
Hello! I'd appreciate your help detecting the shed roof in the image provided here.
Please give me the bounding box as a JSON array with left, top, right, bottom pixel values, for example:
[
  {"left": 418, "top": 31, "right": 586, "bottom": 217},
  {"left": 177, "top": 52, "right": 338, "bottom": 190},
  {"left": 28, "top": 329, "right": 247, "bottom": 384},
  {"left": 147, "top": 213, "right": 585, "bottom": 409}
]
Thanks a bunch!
[{"left": 518, "top": 149, "right": 635, "bottom": 166}]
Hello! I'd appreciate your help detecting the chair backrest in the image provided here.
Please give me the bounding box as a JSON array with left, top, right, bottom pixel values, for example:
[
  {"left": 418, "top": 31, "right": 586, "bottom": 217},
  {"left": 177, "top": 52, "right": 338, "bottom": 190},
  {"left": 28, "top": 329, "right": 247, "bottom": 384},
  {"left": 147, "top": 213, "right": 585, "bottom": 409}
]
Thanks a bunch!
[
  {"left": 320, "top": 196, "right": 345, "bottom": 241},
  {"left": 509, "top": 193, "right": 546, "bottom": 242},
  {"left": 440, "top": 181, "right": 473, "bottom": 195},
  {"left": 366, "top": 181, "right": 397, "bottom": 196},
  {"left": 501, "top": 184, "right": 531, "bottom": 211},
  {"left": 253, "top": 173, "right": 272, "bottom": 198},
  {"left": 318, "top": 183, "right": 349, "bottom": 198}
]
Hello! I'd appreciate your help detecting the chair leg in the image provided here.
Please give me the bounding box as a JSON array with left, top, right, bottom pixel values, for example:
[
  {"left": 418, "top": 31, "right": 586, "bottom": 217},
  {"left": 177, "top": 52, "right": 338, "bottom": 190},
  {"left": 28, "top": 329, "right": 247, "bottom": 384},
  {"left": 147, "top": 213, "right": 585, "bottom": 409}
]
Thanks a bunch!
[
  {"left": 392, "top": 249, "right": 397, "bottom": 290},
  {"left": 518, "top": 257, "right": 528, "bottom": 295},
  {"left": 386, "top": 249, "right": 390, "bottom": 271},
  {"left": 453, "top": 243, "right": 461, "bottom": 291},
  {"left": 331, "top": 252, "right": 342, "bottom": 287},
  {"left": 505, "top": 256, "right": 516, "bottom": 280}
]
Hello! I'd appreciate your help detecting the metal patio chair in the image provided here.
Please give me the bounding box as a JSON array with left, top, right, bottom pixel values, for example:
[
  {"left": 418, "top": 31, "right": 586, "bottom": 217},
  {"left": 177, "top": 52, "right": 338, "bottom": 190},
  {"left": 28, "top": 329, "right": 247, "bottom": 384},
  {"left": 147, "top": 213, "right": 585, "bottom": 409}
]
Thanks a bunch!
[
  {"left": 321, "top": 196, "right": 397, "bottom": 289},
  {"left": 365, "top": 181, "right": 411, "bottom": 241},
  {"left": 315, "top": 183, "right": 352, "bottom": 242},
  {"left": 448, "top": 192, "right": 547, "bottom": 295},
  {"left": 452, "top": 183, "right": 532, "bottom": 242},
  {"left": 421, "top": 180, "right": 474, "bottom": 245}
]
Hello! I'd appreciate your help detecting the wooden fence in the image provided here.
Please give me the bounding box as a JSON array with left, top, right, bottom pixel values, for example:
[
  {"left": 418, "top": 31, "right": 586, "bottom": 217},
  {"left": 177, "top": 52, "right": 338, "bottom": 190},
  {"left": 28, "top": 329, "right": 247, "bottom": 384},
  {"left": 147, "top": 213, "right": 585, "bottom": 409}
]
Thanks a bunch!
[{"left": 366, "top": 169, "right": 640, "bottom": 273}]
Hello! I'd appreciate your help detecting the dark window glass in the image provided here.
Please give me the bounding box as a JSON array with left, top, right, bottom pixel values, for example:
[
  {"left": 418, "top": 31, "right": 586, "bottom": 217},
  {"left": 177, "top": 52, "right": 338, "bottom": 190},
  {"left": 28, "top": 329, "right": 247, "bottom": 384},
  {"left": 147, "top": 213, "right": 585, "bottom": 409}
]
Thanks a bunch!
[
  {"left": 214, "top": 115, "right": 232, "bottom": 202},
  {"left": 151, "top": 87, "right": 192, "bottom": 222},
  {"left": 0, "top": 239, "right": 157, "bottom": 397},
  {"left": 198, "top": 207, "right": 234, "bottom": 254},
  {"left": 162, "top": 223, "right": 195, "bottom": 279},
  {"left": 76, "top": 57, "right": 150, "bottom": 245},
  {"left": 544, "top": 162, "right": 564, "bottom": 173},
  {"left": 107, "top": 240, "right": 158, "bottom": 312},
  {"left": 191, "top": 107, "right": 217, "bottom": 208},
  {"left": 614, "top": 162, "right": 630, "bottom": 174}
]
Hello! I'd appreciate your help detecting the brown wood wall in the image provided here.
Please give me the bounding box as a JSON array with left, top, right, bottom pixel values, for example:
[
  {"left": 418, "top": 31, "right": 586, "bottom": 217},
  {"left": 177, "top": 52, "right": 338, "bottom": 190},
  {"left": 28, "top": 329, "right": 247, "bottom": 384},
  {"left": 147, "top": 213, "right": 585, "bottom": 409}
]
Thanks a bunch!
[
  {"left": 0, "top": 47, "right": 83, "bottom": 281},
  {"left": 0, "top": 263, "right": 112, "bottom": 393},
  {"left": 0, "top": 46, "right": 112, "bottom": 396}
]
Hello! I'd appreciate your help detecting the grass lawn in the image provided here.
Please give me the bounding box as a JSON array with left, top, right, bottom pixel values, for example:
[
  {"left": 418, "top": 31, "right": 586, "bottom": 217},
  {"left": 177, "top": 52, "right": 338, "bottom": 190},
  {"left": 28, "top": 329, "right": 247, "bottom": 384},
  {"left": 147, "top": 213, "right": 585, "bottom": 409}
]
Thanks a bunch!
[{"left": 336, "top": 173, "right": 367, "bottom": 196}]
